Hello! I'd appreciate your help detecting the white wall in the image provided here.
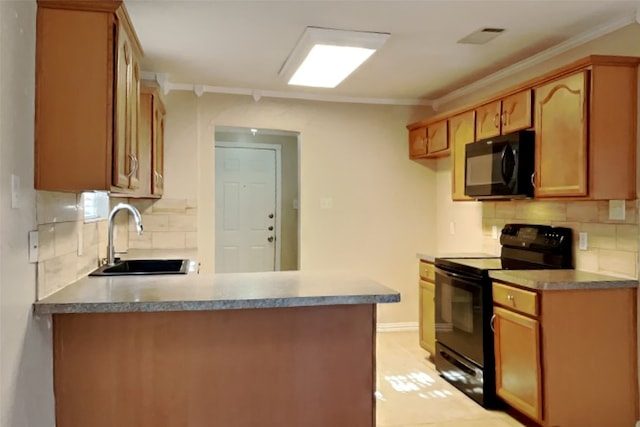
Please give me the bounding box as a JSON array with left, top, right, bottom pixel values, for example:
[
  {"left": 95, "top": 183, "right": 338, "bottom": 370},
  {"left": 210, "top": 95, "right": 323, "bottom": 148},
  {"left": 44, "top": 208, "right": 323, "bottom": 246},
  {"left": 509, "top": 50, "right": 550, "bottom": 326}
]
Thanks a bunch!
[
  {"left": 0, "top": 1, "right": 55, "bottom": 426},
  {"left": 162, "top": 93, "right": 434, "bottom": 323}
]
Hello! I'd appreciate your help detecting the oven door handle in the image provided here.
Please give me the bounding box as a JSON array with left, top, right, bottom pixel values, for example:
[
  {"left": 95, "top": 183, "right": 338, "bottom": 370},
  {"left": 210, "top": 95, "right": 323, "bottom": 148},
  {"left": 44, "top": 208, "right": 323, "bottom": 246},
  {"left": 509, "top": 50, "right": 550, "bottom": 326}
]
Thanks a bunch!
[
  {"left": 436, "top": 268, "right": 479, "bottom": 282},
  {"left": 439, "top": 350, "right": 477, "bottom": 377}
]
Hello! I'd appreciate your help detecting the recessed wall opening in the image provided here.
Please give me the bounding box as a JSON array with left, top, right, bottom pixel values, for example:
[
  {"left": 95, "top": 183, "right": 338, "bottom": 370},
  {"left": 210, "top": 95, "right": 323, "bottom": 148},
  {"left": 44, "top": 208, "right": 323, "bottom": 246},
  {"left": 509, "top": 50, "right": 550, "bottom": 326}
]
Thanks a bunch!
[{"left": 214, "top": 126, "right": 300, "bottom": 273}]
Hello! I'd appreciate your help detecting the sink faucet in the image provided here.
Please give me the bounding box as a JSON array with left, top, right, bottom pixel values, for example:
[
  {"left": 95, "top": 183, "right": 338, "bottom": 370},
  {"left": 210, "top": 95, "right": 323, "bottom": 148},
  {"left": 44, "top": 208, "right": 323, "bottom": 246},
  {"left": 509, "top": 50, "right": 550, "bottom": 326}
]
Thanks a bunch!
[{"left": 107, "top": 203, "right": 143, "bottom": 266}]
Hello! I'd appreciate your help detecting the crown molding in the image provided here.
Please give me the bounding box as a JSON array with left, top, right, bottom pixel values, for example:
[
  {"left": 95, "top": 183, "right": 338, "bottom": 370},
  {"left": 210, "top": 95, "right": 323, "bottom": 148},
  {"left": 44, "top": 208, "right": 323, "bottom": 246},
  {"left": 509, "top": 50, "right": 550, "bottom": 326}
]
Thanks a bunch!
[
  {"left": 432, "top": 9, "right": 638, "bottom": 109},
  {"left": 140, "top": 72, "right": 432, "bottom": 106}
]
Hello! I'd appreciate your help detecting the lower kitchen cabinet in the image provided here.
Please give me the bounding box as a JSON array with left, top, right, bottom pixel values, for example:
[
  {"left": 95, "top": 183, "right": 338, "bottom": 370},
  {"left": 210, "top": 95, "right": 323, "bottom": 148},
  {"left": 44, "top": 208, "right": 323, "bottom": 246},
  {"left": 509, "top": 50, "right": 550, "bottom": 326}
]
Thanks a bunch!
[
  {"left": 492, "top": 281, "right": 637, "bottom": 426},
  {"left": 418, "top": 261, "right": 436, "bottom": 356}
]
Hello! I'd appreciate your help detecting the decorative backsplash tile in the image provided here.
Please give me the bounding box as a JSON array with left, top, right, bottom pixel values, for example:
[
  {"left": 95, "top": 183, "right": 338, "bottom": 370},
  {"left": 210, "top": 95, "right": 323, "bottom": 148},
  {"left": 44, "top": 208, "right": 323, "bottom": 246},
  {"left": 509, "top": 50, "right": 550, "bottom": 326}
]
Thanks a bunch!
[
  {"left": 128, "top": 198, "right": 198, "bottom": 250},
  {"left": 35, "top": 191, "right": 128, "bottom": 300},
  {"left": 482, "top": 199, "right": 639, "bottom": 279}
]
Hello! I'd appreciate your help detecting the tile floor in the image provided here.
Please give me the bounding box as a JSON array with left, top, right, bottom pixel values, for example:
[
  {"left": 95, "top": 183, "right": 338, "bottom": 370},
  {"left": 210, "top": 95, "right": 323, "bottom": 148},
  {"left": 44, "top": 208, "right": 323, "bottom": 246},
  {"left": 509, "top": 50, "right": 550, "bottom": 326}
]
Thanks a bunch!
[{"left": 376, "top": 331, "right": 525, "bottom": 427}]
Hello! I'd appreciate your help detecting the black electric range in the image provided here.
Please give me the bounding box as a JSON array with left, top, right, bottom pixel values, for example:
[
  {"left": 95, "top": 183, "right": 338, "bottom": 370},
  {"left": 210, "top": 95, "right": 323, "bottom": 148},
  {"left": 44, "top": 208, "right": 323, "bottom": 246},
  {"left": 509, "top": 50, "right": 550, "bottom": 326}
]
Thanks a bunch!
[{"left": 433, "top": 223, "right": 573, "bottom": 408}]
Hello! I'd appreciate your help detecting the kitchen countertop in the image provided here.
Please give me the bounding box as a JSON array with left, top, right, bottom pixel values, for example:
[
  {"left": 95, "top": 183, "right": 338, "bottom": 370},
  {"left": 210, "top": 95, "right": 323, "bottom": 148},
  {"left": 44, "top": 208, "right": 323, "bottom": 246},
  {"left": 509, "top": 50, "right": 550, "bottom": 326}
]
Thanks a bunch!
[
  {"left": 490, "top": 269, "right": 638, "bottom": 291},
  {"left": 33, "top": 271, "right": 401, "bottom": 315}
]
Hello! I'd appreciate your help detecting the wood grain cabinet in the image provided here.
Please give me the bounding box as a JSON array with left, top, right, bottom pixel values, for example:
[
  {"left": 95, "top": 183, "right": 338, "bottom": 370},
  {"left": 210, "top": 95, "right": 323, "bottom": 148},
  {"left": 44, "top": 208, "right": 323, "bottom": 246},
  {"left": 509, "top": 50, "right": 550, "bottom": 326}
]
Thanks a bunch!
[
  {"left": 408, "top": 120, "right": 449, "bottom": 160},
  {"left": 475, "top": 90, "right": 532, "bottom": 140},
  {"left": 35, "top": 0, "right": 144, "bottom": 193},
  {"left": 449, "top": 111, "right": 475, "bottom": 200},
  {"left": 492, "top": 281, "right": 638, "bottom": 426},
  {"left": 139, "top": 84, "right": 166, "bottom": 197},
  {"left": 418, "top": 261, "right": 436, "bottom": 356},
  {"left": 534, "top": 60, "right": 638, "bottom": 199}
]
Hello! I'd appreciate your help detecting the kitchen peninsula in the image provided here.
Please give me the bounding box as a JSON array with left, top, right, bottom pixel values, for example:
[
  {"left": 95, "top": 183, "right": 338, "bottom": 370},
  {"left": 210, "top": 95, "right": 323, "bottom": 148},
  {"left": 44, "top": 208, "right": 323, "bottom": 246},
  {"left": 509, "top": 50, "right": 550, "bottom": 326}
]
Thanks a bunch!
[{"left": 35, "top": 271, "right": 400, "bottom": 427}]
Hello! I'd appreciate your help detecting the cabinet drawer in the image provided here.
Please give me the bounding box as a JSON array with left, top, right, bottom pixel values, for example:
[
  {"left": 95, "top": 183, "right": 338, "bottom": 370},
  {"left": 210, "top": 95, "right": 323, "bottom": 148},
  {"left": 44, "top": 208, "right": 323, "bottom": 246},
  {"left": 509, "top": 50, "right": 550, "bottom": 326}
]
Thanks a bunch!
[
  {"left": 493, "top": 282, "right": 538, "bottom": 317},
  {"left": 419, "top": 261, "right": 435, "bottom": 281}
]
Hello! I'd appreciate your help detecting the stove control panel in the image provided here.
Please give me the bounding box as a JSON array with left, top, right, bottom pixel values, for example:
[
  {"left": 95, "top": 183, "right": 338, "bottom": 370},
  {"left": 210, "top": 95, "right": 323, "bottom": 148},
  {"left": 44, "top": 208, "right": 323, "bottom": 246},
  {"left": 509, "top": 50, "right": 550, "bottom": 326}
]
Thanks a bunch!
[{"left": 500, "top": 224, "right": 573, "bottom": 251}]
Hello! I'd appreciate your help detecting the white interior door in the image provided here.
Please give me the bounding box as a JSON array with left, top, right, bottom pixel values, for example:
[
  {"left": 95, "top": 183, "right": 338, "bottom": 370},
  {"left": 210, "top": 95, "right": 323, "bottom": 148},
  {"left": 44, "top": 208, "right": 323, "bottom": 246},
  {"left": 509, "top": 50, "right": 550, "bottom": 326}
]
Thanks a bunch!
[{"left": 215, "top": 146, "right": 277, "bottom": 273}]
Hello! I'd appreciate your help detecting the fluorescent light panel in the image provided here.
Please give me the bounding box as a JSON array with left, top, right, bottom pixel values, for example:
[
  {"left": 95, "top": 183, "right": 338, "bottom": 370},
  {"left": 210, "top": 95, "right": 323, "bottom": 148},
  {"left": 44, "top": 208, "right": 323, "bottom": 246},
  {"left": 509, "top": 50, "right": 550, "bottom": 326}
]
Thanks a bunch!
[{"left": 280, "top": 27, "right": 390, "bottom": 88}]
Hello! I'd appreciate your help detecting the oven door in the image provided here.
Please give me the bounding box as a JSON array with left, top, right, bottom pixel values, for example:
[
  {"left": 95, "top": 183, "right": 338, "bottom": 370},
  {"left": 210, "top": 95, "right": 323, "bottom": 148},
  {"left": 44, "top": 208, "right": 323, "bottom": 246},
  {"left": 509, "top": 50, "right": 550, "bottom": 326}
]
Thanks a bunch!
[{"left": 435, "top": 267, "right": 485, "bottom": 366}]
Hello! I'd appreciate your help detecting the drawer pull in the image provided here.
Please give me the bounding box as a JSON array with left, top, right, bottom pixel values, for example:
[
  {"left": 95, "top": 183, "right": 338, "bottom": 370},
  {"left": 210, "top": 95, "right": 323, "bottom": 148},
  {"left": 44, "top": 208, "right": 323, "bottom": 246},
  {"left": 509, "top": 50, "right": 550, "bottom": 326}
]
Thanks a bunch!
[{"left": 507, "top": 295, "right": 514, "bottom": 302}]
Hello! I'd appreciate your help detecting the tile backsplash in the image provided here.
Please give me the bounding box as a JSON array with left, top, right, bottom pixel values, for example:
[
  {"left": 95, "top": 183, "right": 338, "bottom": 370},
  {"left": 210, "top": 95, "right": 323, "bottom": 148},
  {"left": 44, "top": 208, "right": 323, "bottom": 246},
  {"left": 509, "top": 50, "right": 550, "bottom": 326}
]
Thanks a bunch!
[
  {"left": 482, "top": 200, "right": 639, "bottom": 278},
  {"left": 128, "top": 198, "right": 198, "bottom": 250},
  {"left": 35, "top": 192, "right": 199, "bottom": 300},
  {"left": 36, "top": 191, "right": 107, "bottom": 299}
]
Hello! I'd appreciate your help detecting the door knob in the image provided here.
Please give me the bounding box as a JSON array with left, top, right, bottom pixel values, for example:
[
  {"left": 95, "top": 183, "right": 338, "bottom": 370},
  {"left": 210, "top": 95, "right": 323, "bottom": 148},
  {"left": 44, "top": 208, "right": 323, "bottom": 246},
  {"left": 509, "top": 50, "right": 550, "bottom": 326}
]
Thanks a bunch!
[
  {"left": 268, "top": 226, "right": 273, "bottom": 231},
  {"left": 268, "top": 213, "right": 274, "bottom": 219},
  {"left": 267, "top": 236, "right": 274, "bottom": 243}
]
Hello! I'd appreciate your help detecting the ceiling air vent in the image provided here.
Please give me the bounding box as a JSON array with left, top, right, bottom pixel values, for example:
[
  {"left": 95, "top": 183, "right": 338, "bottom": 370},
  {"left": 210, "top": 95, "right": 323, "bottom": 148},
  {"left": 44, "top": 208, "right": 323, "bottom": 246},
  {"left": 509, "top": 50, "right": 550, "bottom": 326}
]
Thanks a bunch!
[{"left": 457, "top": 28, "right": 505, "bottom": 45}]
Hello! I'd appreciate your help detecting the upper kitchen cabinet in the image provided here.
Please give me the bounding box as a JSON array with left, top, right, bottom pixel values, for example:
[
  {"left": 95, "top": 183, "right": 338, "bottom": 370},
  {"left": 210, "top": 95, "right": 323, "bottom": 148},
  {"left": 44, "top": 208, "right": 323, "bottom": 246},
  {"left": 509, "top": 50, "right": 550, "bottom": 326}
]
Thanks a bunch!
[
  {"left": 449, "top": 111, "right": 475, "bottom": 201},
  {"left": 35, "top": 0, "right": 144, "bottom": 193},
  {"left": 475, "top": 90, "right": 532, "bottom": 140},
  {"left": 533, "top": 57, "right": 639, "bottom": 200},
  {"left": 139, "top": 84, "right": 166, "bottom": 197},
  {"left": 408, "top": 120, "right": 449, "bottom": 160}
]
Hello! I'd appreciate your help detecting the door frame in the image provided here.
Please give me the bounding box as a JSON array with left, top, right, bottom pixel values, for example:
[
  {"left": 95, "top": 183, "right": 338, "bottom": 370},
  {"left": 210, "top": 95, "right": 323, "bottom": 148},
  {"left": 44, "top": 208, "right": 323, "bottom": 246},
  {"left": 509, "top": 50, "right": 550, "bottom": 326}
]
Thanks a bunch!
[{"left": 214, "top": 141, "right": 283, "bottom": 271}]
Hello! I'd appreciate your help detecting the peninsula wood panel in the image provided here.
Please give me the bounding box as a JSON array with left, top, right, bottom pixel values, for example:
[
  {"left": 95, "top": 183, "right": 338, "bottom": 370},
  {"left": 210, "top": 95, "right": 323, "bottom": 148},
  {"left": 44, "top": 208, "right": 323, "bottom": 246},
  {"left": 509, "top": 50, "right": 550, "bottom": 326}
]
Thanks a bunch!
[
  {"left": 449, "top": 110, "right": 475, "bottom": 200},
  {"left": 53, "top": 305, "right": 376, "bottom": 427},
  {"left": 534, "top": 71, "right": 588, "bottom": 197}
]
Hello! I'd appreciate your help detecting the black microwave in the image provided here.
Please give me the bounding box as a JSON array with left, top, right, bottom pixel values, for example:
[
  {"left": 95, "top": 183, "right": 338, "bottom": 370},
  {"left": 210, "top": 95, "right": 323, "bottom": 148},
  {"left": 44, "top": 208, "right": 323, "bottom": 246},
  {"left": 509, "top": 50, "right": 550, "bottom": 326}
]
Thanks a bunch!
[{"left": 464, "top": 130, "right": 535, "bottom": 199}]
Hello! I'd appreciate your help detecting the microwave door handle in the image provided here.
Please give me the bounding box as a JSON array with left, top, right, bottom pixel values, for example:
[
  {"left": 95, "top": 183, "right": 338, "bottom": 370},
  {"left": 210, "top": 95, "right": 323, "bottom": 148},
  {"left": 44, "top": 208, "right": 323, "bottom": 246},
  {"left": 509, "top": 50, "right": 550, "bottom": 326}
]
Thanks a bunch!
[{"left": 500, "top": 146, "right": 509, "bottom": 184}]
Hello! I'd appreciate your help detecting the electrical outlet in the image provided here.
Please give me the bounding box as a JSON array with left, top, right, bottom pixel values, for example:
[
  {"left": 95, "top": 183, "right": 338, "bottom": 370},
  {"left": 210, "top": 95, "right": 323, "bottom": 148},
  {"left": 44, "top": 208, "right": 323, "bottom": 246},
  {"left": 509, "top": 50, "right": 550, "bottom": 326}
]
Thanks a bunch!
[
  {"left": 449, "top": 221, "right": 455, "bottom": 235},
  {"left": 491, "top": 225, "right": 498, "bottom": 240},
  {"left": 579, "top": 232, "right": 588, "bottom": 251}
]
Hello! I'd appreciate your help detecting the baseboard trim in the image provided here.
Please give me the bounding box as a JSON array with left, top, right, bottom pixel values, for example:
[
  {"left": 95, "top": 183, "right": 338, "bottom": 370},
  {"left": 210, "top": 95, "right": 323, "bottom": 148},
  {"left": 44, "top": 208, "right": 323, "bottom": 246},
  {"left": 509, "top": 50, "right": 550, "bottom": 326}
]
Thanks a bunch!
[{"left": 376, "top": 322, "right": 419, "bottom": 332}]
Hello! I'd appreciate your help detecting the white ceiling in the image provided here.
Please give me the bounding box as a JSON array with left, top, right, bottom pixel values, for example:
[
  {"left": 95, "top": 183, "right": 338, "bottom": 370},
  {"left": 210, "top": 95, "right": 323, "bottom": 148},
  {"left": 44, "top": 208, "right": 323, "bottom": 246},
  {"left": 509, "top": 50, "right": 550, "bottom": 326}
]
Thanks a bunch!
[{"left": 125, "top": 0, "right": 640, "bottom": 105}]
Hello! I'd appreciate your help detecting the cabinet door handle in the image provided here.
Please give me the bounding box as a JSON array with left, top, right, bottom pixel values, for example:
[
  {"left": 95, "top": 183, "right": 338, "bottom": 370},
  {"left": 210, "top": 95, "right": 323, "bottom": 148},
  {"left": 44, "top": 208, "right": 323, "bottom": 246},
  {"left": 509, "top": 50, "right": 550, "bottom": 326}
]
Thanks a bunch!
[
  {"left": 494, "top": 113, "right": 500, "bottom": 129},
  {"left": 501, "top": 111, "right": 508, "bottom": 127},
  {"left": 490, "top": 314, "right": 496, "bottom": 332},
  {"left": 127, "top": 154, "right": 136, "bottom": 178},
  {"left": 531, "top": 172, "right": 536, "bottom": 188}
]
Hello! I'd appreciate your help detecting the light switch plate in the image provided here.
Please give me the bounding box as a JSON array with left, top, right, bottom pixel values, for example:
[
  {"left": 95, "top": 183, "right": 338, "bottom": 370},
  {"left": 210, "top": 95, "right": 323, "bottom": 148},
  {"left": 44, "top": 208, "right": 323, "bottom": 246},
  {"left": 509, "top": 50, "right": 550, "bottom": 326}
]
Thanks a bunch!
[
  {"left": 320, "top": 197, "right": 332, "bottom": 209},
  {"left": 491, "top": 225, "right": 498, "bottom": 240},
  {"left": 609, "top": 200, "right": 625, "bottom": 221}
]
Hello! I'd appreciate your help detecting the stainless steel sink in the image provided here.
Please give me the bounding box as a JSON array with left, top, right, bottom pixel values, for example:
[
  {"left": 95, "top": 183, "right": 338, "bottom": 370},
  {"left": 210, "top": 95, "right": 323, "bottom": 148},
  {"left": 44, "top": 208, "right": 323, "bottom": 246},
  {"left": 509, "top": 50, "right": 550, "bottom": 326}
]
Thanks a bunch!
[{"left": 89, "top": 259, "right": 189, "bottom": 276}]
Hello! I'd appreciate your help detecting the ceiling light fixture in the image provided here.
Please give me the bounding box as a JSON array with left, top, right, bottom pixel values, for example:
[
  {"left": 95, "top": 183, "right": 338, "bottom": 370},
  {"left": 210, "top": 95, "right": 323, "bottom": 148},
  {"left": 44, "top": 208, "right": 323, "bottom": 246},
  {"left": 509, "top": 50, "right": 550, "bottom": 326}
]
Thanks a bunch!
[{"left": 279, "top": 26, "right": 390, "bottom": 89}]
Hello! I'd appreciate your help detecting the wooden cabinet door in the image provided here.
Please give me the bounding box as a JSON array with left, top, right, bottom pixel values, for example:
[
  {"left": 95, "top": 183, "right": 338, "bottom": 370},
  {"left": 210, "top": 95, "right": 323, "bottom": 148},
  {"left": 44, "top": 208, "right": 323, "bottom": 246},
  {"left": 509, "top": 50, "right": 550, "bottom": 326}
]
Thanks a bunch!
[
  {"left": 419, "top": 280, "right": 435, "bottom": 355},
  {"left": 409, "top": 127, "right": 428, "bottom": 158},
  {"left": 113, "top": 23, "right": 132, "bottom": 188},
  {"left": 475, "top": 100, "right": 501, "bottom": 140},
  {"left": 502, "top": 90, "right": 532, "bottom": 134},
  {"left": 152, "top": 104, "right": 165, "bottom": 196},
  {"left": 427, "top": 120, "right": 448, "bottom": 154},
  {"left": 449, "top": 111, "right": 475, "bottom": 200},
  {"left": 494, "top": 306, "right": 542, "bottom": 422},
  {"left": 534, "top": 71, "right": 588, "bottom": 197},
  {"left": 128, "top": 59, "right": 141, "bottom": 190}
]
